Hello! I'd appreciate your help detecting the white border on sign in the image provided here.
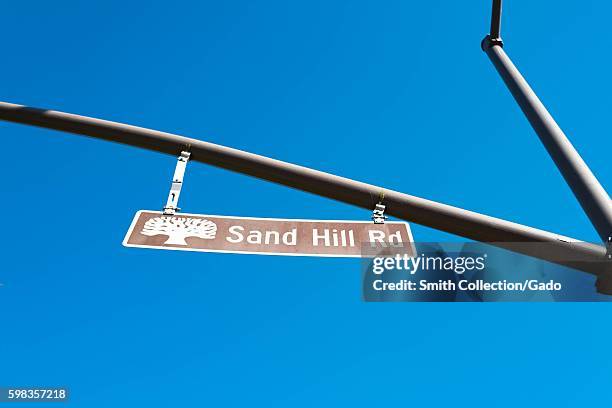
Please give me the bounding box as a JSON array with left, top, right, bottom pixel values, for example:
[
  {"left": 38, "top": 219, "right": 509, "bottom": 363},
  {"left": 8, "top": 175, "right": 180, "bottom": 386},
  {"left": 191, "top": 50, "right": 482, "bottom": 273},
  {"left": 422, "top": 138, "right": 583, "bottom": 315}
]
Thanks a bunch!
[{"left": 122, "top": 210, "right": 416, "bottom": 258}]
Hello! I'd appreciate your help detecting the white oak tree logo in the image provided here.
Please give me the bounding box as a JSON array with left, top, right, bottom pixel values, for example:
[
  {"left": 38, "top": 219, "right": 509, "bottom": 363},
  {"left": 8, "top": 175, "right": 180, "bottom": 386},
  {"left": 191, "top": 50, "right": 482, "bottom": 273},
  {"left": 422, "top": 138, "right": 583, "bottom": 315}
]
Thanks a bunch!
[{"left": 140, "top": 216, "right": 217, "bottom": 245}]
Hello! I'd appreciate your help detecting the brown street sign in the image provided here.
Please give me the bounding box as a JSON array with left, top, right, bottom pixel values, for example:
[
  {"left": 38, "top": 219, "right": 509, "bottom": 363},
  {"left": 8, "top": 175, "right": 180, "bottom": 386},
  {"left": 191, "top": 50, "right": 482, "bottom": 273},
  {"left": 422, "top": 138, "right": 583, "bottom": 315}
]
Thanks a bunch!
[{"left": 123, "top": 210, "right": 415, "bottom": 257}]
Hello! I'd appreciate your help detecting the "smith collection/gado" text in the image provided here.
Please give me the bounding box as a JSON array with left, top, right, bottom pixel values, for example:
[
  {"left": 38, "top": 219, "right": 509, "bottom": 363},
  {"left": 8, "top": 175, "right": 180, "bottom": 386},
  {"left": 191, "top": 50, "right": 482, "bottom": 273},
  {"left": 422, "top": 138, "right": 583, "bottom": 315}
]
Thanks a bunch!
[{"left": 373, "top": 279, "right": 562, "bottom": 292}]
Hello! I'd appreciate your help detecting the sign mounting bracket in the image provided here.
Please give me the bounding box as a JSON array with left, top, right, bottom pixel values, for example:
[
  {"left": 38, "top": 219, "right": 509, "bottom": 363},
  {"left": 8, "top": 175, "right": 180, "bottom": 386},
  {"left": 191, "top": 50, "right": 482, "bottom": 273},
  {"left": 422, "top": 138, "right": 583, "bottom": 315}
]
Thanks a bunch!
[
  {"left": 163, "top": 150, "right": 191, "bottom": 215},
  {"left": 372, "top": 192, "right": 388, "bottom": 224},
  {"left": 372, "top": 203, "right": 387, "bottom": 224}
]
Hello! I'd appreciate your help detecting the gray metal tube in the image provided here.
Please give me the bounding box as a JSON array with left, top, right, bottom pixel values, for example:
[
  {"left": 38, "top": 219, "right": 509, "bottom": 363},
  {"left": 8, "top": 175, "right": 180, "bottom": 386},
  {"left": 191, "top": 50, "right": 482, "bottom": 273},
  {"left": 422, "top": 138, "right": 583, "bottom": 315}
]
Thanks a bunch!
[
  {"left": 0, "top": 101, "right": 606, "bottom": 274},
  {"left": 483, "top": 43, "right": 612, "bottom": 244},
  {"left": 490, "top": 0, "right": 502, "bottom": 40}
]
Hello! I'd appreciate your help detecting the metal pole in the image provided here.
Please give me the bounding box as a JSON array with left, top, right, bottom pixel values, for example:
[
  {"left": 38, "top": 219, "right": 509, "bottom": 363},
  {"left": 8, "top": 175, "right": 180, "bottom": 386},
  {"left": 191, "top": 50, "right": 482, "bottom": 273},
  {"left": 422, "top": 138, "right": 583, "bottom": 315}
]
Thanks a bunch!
[
  {"left": 482, "top": 4, "right": 612, "bottom": 246},
  {"left": 0, "top": 101, "right": 606, "bottom": 275},
  {"left": 489, "top": 0, "right": 502, "bottom": 41}
]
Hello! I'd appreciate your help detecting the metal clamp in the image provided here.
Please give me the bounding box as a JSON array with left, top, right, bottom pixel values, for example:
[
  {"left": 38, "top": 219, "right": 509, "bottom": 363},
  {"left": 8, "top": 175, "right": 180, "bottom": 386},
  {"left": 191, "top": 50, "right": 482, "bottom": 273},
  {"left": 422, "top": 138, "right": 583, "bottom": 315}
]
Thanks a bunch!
[
  {"left": 481, "top": 34, "right": 503, "bottom": 51},
  {"left": 163, "top": 150, "right": 191, "bottom": 215},
  {"left": 372, "top": 203, "right": 387, "bottom": 224}
]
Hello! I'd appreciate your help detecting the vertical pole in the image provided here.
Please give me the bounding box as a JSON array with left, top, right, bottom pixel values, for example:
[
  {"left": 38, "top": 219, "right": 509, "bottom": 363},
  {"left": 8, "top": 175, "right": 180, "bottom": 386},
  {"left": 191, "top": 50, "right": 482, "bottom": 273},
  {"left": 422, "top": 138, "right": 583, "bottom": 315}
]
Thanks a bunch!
[{"left": 489, "top": 0, "right": 502, "bottom": 40}]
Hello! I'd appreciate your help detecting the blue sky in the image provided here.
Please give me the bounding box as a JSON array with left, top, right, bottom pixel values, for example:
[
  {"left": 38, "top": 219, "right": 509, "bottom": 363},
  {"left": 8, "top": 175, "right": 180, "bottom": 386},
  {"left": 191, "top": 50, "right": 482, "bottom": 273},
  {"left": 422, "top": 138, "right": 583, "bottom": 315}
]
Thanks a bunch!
[{"left": 1, "top": 1, "right": 611, "bottom": 406}]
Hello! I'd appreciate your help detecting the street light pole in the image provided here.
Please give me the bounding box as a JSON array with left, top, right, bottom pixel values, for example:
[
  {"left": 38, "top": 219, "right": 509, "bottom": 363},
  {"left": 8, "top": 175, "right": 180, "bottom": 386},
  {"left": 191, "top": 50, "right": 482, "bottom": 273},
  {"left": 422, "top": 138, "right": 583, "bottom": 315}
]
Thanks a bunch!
[
  {"left": 482, "top": 0, "right": 612, "bottom": 247},
  {"left": 482, "top": 0, "right": 612, "bottom": 291},
  {"left": 0, "top": 101, "right": 606, "bottom": 277}
]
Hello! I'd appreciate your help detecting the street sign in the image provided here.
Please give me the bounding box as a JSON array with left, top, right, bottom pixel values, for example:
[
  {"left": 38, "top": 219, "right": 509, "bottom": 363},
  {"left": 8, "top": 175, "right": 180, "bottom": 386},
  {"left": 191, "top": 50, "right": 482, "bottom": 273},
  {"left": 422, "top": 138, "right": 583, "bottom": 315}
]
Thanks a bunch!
[{"left": 123, "top": 210, "right": 415, "bottom": 257}]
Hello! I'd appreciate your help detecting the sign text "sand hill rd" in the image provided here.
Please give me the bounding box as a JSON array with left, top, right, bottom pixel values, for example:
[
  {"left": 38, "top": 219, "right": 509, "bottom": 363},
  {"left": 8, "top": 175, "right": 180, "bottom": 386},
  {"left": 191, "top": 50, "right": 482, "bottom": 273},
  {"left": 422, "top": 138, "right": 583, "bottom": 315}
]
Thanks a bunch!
[{"left": 123, "top": 211, "right": 415, "bottom": 257}]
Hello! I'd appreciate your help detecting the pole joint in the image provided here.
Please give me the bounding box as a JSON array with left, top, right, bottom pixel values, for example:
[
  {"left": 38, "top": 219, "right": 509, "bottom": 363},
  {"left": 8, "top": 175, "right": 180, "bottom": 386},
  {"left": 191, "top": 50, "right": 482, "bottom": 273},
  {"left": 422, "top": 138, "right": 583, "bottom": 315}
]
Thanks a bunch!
[
  {"left": 481, "top": 34, "right": 503, "bottom": 51},
  {"left": 482, "top": 0, "right": 504, "bottom": 51},
  {"left": 593, "top": 237, "right": 612, "bottom": 294}
]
